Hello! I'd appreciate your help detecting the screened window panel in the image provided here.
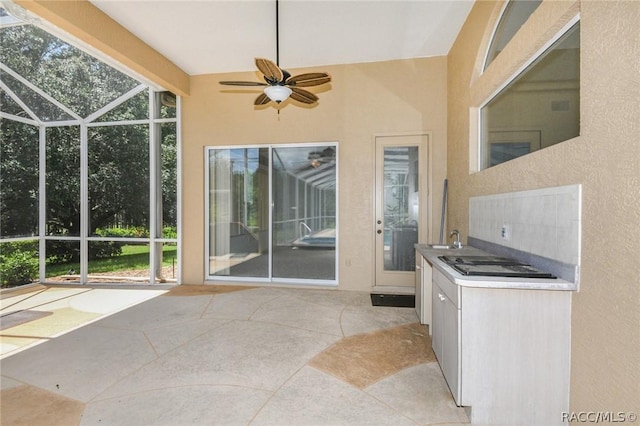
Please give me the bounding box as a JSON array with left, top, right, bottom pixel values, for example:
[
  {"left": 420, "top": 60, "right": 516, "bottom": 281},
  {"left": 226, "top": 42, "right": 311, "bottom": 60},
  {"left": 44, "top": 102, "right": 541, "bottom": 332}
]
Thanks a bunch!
[
  {"left": 0, "top": 240, "right": 39, "bottom": 287},
  {"left": 87, "top": 242, "right": 150, "bottom": 284},
  {"left": 160, "top": 122, "right": 178, "bottom": 238},
  {"left": 1, "top": 4, "right": 179, "bottom": 287},
  {"left": 88, "top": 125, "right": 150, "bottom": 235},
  {"left": 45, "top": 240, "right": 80, "bottom": 283},
  {"left": 1, "top": 70, "right": 74, "bottom": 122},
  {"left": 0, "top": 23, "right": 140, "bottom": 119},
  {"left": 0, "top": 87, "right": 30, "bottom": 117},
  {"left": 46, "top": 126, "right": 81, "bottom": 236},
  {"left": 1, "top": 120, "right": 39, "bottom": 238},
  {"left": 94, "top": 89, "right": 149, "bottom": 122}
]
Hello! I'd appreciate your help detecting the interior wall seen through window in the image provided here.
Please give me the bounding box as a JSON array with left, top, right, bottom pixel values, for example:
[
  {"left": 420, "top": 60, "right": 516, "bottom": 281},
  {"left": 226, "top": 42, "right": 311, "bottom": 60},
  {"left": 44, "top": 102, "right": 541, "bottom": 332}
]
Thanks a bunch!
[{"left": 480, "top": 21, "right": 580, "bottom": 169}]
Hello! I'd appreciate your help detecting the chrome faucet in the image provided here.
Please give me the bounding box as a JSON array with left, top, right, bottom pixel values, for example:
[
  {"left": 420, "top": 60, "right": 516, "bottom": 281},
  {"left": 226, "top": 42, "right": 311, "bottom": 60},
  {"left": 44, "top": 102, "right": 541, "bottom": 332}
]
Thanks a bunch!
[{"left": 450, "top": 229, "right": 463, "bottom": 249}]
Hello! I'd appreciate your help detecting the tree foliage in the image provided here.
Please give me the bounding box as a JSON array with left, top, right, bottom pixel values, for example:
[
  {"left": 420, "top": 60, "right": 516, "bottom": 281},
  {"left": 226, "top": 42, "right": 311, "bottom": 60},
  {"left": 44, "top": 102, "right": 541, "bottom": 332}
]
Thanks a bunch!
[{"left": 1, "top": 20, "right": 177, "bottom": 264}]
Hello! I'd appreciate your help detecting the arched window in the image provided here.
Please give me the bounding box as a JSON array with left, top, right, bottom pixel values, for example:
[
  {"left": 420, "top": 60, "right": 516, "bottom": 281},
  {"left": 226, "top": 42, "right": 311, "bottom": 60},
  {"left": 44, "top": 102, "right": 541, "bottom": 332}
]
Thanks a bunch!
[{"left": 484, "top": 0, "right": 542, "bottom": 70}]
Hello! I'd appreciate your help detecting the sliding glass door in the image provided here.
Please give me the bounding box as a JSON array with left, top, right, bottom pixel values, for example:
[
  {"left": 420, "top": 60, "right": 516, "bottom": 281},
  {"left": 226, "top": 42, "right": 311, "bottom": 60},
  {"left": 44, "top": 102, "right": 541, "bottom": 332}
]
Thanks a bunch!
[{"left": 206, "top": 144, "right": 337, "bottom": 284}]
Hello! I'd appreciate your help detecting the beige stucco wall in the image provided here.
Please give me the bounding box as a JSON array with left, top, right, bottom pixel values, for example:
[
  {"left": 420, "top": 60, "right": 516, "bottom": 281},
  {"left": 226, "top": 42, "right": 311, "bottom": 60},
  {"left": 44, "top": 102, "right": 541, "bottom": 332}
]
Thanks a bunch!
[
  {"left": 181, "top": 57, "right": 448, "bottom": 290},
  {"left": 17, "top": 0, "right": 639, "bottom": 414},
  {"left": 448, "top": 0, "right": 639, "bottom": 414},
  {"left": 14, "top": 1, "right": 448, "bottom": 291}
]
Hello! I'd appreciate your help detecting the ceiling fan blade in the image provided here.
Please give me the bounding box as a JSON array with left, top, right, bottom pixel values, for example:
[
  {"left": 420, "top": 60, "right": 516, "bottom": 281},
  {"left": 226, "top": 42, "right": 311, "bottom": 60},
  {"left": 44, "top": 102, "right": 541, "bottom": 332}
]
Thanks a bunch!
[
  {"left": 290, "top": 87, "right": 319, "bottom": 104},
  {"left": 219, "top": 81, "right": 267, "bottom": 86},
  {"left": 287, "top": 73, "right": 331, "bottom": 87},
  {"left": 255, "top": 58, "right": 284, "bottom": 83},
  {"left": 254, "top": 93, "right": 270, "bottom": 106}
]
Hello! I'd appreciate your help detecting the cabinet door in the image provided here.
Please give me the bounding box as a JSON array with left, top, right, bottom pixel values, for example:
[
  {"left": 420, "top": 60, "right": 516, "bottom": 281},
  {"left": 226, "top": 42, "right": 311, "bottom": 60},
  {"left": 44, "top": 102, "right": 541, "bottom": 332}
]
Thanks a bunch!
[
  {"left": 432, "top": 281, "right": 444, "bottom": 362},
  {"left": 416, "top": 255, "right": 433, "bottom": 326},
  {"left": 432, "top": 278, "right": 461, "bottom": 405},
  {"left": 442, "top": 295, "right": 460, "bottom": 404},
  {"left": 415, "top": 251, "right": 423, "bottom": 321}
]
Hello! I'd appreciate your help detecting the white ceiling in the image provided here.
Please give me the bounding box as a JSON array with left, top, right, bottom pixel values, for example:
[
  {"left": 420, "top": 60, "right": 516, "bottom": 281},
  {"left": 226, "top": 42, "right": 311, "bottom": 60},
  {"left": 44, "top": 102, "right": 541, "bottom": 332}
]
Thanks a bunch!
[{"left": 90, "top": 0, "right": 474, "bottom": 76}]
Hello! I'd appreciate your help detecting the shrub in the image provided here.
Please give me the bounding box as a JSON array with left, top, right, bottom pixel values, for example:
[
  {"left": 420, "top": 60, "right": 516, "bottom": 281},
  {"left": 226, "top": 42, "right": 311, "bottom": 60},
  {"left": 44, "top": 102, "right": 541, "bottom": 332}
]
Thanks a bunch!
[
  {"left": 89, "top": 241, "right": 123, "bottom": 259},
  {"left": 0, "top": 242, "right": 39, "bottom": 288},
  {"left": 162, "top": 226, "right": 177, "bottom": 239}
]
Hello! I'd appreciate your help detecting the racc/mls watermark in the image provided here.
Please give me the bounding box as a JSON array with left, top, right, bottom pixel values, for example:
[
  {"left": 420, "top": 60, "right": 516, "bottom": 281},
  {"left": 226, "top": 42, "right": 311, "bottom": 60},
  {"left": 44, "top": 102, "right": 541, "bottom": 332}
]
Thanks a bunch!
[{"left": 562, "top": 411, "right": 638, "bottom": 423}]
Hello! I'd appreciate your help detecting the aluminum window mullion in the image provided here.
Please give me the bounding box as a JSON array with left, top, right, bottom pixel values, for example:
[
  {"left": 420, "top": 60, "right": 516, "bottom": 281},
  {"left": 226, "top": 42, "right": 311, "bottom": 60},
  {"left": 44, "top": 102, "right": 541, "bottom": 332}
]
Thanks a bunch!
[
  {"left": 203, "top": 148, "right": 210, "bottom": 279},
  {"left": 38, "top": 125, "right": 46, "bottom": 283},
  {"left": 86, "top": 119, "right": 150, "bottom": 128},
  {"left": 42, "top": 120, "right": 82, "bottom": 127},
  {"left": 148, "top": 90, "right": 157, "bottom": 285},
  {"left": 176, "top": 96, "right": 182, "bottom": 284},
  {"left": 80, "top": 122, "right": 88, "bottom": 284},
  {"left": 0, "top": 80, "right": 42, "bottom": 124},
  {"left": 0, "top": 112, "right": 38, "bottom": 126},
  {"left": 85, "top": 84, "right": 147, "bottom": 123},
  {"left": 268, "top": 148, "right": 273, "bottom": 280},
  {"left": 0, "top": 62, "right": 82, "bottom": 121}
]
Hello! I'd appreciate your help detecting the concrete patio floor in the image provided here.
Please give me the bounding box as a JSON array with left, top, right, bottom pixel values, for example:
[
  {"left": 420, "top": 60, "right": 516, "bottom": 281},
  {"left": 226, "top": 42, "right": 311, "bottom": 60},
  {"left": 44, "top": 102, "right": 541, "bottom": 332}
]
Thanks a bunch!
[{"left": 1, "top": 284, "right": 468, "bottom": 425}]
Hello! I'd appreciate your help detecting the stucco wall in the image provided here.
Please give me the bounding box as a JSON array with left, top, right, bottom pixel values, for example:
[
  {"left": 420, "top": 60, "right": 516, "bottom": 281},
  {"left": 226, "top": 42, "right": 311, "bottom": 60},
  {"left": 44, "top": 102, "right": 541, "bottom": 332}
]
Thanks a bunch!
[
  {"left": 448, "top": 0, "right": 639, "bottom": 414},
  {"left": 181, "top": 58, "right": 448, "bottom": 291}
]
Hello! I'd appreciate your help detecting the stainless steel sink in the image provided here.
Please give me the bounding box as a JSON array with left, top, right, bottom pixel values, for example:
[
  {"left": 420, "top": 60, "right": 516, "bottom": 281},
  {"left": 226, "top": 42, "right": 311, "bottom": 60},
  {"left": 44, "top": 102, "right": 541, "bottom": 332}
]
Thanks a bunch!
[{"left": 427, "top": 244, "right": 457, "bottom": 249}]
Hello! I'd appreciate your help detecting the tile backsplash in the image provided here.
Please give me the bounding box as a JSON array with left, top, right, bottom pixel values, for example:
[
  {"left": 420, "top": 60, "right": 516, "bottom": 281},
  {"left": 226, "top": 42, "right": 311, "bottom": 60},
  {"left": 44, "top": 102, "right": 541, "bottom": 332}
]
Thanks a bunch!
[{"left": 469, "top": 184, "right": 581, "bottom": 266}]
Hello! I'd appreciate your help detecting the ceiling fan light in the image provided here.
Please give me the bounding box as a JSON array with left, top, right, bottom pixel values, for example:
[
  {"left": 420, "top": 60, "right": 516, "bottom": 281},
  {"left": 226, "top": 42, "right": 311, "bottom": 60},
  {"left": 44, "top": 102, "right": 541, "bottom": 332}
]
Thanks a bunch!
[{"left": 264, "top": 85, "right": 292, "bottom": 103}]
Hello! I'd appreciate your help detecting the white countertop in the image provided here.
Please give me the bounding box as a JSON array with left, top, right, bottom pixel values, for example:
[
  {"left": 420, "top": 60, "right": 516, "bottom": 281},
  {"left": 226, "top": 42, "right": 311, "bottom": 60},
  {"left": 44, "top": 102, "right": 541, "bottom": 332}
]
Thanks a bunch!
[{"left": 415, "top": 244, "right": 577, "bottom": 291}]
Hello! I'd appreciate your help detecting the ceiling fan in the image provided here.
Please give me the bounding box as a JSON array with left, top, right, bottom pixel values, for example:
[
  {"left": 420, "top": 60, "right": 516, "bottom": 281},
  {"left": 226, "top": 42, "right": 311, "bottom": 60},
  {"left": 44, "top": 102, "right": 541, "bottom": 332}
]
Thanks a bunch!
[{"left": 219, "top": 0, "right": 331, "bottom": 107}]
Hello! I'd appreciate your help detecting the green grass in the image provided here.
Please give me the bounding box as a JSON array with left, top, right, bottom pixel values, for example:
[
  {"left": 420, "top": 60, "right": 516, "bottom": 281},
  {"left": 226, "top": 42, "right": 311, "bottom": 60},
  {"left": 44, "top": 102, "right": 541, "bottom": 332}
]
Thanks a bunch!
[{"left": 45, "top": 245, "right": 177, "bottom": 277}]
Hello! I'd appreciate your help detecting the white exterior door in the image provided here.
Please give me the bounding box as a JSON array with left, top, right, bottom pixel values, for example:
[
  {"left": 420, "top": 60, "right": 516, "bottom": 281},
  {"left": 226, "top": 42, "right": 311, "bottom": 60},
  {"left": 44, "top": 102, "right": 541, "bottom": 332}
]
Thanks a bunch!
[{"left": 374, "top": 134, "right": 428, "bottom": 290}]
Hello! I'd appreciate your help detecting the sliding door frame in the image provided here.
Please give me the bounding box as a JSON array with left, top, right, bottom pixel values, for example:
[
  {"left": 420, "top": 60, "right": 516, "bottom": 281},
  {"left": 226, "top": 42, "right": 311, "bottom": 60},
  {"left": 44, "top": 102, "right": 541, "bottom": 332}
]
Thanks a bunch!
[{"left": 204, "top": 142, "right": 338, "bottom": 286}]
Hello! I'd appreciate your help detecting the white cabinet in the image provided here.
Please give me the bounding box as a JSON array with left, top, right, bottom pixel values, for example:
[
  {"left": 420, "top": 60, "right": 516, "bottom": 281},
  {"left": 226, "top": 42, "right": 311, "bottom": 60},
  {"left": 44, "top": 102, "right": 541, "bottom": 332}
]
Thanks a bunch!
[
  {"left": 431, "top": 268, "right": 461, "bottom": 404},
  {"left": 414, "top": 251, "right": 432, "bottom": 327},
  {"left": 427, "top": 260, "right": 572, "bottom": 425}
]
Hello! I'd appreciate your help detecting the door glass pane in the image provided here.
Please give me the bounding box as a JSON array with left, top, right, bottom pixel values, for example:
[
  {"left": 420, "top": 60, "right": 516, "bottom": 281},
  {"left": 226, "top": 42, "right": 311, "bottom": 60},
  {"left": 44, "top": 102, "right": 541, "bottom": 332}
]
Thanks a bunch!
[
  {"left": 208, "top": 148, "right": 269, "bottom": 278},
  {"left": 272, "top": 146, "right": 336, "bottom": 280},
  {"left": 383, "top": 146, "right": 418, "bottom": 272}
]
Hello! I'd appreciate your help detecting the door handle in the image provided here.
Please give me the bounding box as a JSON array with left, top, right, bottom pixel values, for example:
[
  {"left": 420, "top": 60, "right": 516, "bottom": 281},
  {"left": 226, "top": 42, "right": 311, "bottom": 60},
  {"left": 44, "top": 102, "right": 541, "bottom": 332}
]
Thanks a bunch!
[{"left": 377, "top": 229, "right": 382, "bottom": 234}]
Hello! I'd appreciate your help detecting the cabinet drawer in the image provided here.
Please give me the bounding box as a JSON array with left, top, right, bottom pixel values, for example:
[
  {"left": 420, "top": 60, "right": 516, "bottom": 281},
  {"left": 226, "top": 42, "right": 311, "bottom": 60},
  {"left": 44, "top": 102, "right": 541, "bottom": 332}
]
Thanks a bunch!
[{"left": 433, "top": 268, "right": 460, "bottom": 308}]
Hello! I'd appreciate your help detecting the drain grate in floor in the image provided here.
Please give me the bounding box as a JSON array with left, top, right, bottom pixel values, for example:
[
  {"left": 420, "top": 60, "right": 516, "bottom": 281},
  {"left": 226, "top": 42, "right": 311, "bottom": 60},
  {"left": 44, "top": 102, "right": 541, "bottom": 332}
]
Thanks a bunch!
[{"left": 370, "top": 294, "right": 415, "bottom": 308}]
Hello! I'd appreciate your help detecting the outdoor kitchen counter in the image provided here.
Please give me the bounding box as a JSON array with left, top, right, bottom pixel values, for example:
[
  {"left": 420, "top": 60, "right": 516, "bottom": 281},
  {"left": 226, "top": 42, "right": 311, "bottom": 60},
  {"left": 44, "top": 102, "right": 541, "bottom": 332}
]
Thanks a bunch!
[
  {"left": 415, "top": 244, "right": 577, "bottom": 291},
  {"left": 415, "top": 244, "right": 573, "bottom": 425}
]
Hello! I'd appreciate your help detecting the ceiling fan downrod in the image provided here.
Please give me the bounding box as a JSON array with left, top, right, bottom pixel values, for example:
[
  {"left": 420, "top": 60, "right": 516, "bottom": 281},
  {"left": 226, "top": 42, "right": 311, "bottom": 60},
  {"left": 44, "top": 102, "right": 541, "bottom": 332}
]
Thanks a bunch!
[
  {"left": 275, "top": 0, "right": 280, "bottom": 67},
  {"left": 218, "top": 0, "right": 331, "bottom": 108}
]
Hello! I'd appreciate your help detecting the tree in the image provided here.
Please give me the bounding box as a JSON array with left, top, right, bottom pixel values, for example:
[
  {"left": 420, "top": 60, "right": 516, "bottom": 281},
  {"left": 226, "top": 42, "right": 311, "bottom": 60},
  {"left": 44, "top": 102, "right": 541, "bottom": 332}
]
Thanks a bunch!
[{"left": 1, "top": 21, "right": 177, "bottom": 262}]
